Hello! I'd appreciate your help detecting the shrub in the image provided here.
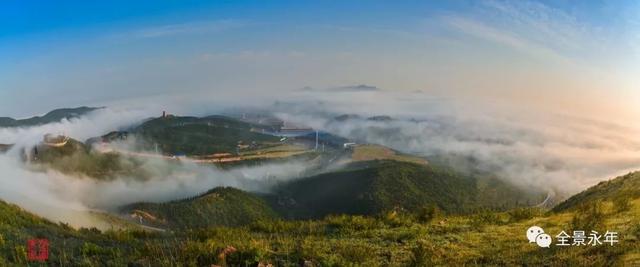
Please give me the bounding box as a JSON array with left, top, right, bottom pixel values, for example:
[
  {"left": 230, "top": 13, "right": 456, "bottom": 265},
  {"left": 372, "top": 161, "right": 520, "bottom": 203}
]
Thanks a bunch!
[
  {"left": 571, "top": 201, "right": 605, "bottom": 231},
  {"left": 470, "top": 209, "right": 502, "bottom": 228},
  {"left": 325, "top": 215, "right": 381, "bottom": 233},
  {"left": 508, "top": 207, "right": 542, "bottom": 222},
  {"left": 227, "top": 240, "right": 271, "bottom": 266},
  {"left": 631, "top": 223, "right": 640, "bottom": 240},
  {"left": 613, "top": 196, "right": 631, "bottom": 213},
  {"left": 409, "top": 239, "right": 438, "bottom": 266},
  {"left": 13, "top": 245, "right": 27, "bottom": 264},
  {"left": 81, "top": 242, "right": 106, "bottom": 256},
  {"left": 177, "top": 240, "right": 219, "bottom": 266},
  {"left": 416, "top": 204, "right": 442, "bottom": 224},
  {"left": 335, "top": 241, "right": 375, "bottom": 265},
  {"left": 382, "top": 210, "right": 414, "bottom": 227}
]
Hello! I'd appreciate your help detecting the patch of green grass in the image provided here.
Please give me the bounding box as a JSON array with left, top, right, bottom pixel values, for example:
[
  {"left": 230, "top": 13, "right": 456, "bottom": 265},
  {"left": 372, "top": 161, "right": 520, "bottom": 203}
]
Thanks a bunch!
[{"left": 1, "top": 195, "right": 639, "bottom": 266}]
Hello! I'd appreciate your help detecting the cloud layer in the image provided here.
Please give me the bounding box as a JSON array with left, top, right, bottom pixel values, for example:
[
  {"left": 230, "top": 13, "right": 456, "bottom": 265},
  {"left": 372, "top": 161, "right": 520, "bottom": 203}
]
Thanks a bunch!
[
  {"left": 274, "top": 90, "right": 640, "bottom": 197},
  {"left": 0, "top": 107, "right": 308, "bottom": 228},
  {"left": 0, "top": 90, "right": 639, "bottom": 228}
]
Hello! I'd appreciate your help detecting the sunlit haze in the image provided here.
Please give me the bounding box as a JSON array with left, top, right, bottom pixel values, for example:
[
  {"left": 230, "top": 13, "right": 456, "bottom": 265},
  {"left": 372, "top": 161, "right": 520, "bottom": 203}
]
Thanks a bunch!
[{"left": 1, "top": 1, "right": 638, "bottom": 127}]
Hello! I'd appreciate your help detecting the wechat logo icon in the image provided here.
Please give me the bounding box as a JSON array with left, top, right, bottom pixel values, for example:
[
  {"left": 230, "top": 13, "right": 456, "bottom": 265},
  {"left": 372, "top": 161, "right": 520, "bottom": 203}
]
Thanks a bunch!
[{"left": 527, "top": 226, "right": 552, "bottom": 248}]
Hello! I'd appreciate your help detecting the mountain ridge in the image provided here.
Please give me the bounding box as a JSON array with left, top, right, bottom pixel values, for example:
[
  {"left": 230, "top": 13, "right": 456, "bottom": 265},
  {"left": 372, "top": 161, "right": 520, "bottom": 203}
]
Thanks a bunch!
[{"left": 0, "top": 106, "right": 101, "bottom": 127}]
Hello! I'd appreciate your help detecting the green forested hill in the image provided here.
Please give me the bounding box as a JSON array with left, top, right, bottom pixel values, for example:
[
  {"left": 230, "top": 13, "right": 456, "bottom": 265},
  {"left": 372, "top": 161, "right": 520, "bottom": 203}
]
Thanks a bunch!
[
  {"left": 33, "top": 138, "right": 148, "bottom": 180},
  {"left": 122, "top": 187, "right": 278, "bottom": 229},
  {"left": 0, "top": 107, "right": 99, "bottom": 127},
  {"left": 1, "top": 166, "right": 640, "bottom": 266},
  {"left": 0, "top": 199, "right": 181, "bottom": 266},
  {"left": 119, "top": 160, "right": 542, "bottom": 229},
  {"left": 0, "top": 199, "right": 105, "bottom": 266},
  {"left": 269, "top": 160, "right": 543, "bottom": 219},
  {"left": 2, "top": 185, "right": 639, "bottom": 266},
  {"left": 554, "top": 171, "right": 640, "bottom": 212},
  {"left": 133, "top": 116, "right": 279, "bottom": 155}
]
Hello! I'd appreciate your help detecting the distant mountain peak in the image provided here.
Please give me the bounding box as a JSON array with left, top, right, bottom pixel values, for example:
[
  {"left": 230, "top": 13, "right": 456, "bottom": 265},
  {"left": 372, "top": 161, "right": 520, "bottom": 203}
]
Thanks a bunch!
[
  {"left": 0, "top": 106, "right": 102, "bottom": 127},
  {"left": 331, "top": 84, "right": 381, "bottom": 92},
  {"left": 296, "top": 84, "right": 382, "bottom": 93}
]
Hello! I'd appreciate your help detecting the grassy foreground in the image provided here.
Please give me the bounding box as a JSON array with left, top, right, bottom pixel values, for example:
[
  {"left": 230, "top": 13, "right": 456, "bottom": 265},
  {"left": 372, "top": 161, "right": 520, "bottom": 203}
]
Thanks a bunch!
[{"left": 1, "top": 194, "right": 639, "bottom": 266}]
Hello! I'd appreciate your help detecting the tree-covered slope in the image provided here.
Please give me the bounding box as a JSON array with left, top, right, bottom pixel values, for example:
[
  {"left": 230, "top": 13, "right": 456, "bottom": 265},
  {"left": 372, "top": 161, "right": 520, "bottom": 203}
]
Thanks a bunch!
[
  {"left": 0, "top": 199, "right": 183, "bottom": 266},
  {"left": 122, "top": 187, "right": 278, "bottom": 229},
  {"left": 33, "top": 138, "right": 148, "bottom": 180},
  {"left": 1, "top": 170, "right": 638, "bottom": 266},
  {"left": 554, "top": 171, "right": 640, "bottom": 212},
  {"left": 270, "top": 160, "right": 543, "bottom": 219},
  {"left": 133, "top": 116, "right": 279, "bottom": 155},
  {"left": 0, "top": 107, "right": 100, "bottom": 127},
  {"left": 0, "top": 199, "right": 108, "bottom": 265}
]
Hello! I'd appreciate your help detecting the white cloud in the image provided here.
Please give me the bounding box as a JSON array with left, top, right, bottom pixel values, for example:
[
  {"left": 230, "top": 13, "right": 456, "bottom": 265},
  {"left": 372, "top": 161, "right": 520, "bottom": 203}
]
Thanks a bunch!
[{"left": 274, "top": 89, "right": 640, "bottom": 198}]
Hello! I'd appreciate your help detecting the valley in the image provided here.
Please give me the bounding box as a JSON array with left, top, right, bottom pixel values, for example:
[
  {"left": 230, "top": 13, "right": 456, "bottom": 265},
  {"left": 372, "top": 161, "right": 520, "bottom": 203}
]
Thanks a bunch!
[{"left": 0, "top": 108, "right": 638, "bottom": 266}]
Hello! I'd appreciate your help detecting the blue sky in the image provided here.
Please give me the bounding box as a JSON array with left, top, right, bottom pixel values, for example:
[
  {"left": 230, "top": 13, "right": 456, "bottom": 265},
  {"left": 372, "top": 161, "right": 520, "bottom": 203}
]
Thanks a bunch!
[{"left": 1, "top": 0, "right": 638, "bottom": 122}]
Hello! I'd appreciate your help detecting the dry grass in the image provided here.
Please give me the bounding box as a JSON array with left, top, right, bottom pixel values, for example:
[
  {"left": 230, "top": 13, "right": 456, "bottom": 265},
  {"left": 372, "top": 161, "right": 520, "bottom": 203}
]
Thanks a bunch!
[{"left": 351, "top": 144, "right": 428, "bottom": 165}]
